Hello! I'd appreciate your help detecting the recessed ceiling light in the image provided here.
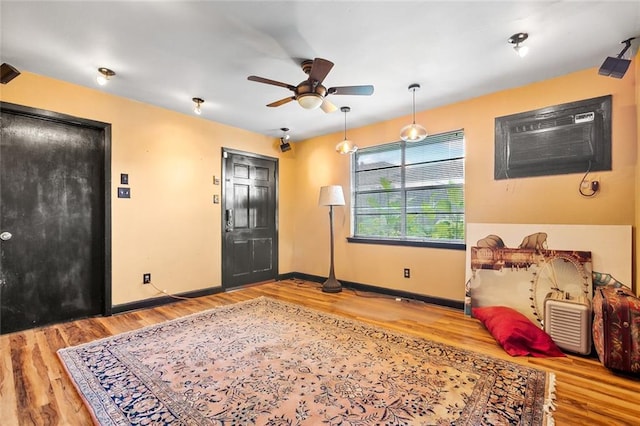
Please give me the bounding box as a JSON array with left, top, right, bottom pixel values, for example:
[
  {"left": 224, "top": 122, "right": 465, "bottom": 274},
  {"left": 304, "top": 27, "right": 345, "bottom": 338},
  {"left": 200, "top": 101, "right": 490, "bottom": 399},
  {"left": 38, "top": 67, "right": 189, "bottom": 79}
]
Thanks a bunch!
[{"left": 96, "top": 67, "right": 115, "bottom": 86}]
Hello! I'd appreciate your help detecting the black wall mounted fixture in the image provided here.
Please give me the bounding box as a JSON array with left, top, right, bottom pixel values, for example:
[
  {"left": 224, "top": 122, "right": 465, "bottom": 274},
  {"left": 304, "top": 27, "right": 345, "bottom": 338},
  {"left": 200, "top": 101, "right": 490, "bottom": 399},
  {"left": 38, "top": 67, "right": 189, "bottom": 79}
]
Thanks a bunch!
[
  {"left": 279, "top": 127, "right": 291, "bottom": 152},
  {"left": 1, "top": 63, "right": 20, "bottom": 84},
  {"left": 598, "top": 37, "right": 636, "bottom": 78}
]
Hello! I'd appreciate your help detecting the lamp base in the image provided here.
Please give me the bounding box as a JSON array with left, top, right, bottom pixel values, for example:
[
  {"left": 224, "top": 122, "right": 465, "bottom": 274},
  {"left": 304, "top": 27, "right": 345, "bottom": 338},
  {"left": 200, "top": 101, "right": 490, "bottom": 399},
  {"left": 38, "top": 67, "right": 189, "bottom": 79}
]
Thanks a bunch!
[{"left": 322, "top": 276, "right": 343, "bottom": 293}]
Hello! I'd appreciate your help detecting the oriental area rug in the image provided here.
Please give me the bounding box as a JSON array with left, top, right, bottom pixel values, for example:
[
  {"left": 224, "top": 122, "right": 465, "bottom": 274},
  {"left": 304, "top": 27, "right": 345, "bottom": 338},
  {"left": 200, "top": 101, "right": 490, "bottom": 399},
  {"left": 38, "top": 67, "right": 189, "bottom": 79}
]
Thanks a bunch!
[{"left": 58, "top": 297, "right": 556, "bottom": 425}]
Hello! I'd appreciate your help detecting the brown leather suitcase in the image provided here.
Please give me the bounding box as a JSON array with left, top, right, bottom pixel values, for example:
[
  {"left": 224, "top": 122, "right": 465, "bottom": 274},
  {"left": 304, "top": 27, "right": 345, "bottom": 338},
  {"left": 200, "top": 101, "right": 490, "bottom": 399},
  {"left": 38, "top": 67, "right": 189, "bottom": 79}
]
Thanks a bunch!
[{"left": 592, "top": 285, "right": 640, "bottom": 374}]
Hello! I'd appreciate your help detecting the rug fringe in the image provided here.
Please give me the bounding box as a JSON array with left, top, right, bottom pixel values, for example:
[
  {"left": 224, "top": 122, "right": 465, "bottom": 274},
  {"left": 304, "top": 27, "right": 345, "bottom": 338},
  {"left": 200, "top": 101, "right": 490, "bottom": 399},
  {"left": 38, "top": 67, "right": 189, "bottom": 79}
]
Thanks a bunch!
[{"left": 543, "top": 372, "right": 557, "bottom": 426}]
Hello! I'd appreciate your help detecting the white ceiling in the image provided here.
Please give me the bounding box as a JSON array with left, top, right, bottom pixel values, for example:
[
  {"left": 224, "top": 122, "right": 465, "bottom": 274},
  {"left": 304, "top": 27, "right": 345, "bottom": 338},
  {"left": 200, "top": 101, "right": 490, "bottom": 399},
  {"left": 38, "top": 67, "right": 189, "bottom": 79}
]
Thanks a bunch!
[{"left": 1, "top": 1, "right": 639, "bottom": 142}]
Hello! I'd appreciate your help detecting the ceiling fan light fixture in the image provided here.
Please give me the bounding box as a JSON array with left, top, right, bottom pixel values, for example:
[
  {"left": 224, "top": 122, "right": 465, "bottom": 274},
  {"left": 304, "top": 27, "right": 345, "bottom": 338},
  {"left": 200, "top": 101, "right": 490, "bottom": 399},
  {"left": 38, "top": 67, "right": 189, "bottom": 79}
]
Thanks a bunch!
[
  {"left": 400, "top": 83, "right": 427, "bottom": 143},
  {"left": 336, "top": 106, "right": 358, "bottom": 155},
  {"left": 297, "top": 93, "right": 323, "bottom": 110},
  {"left": 192, "top": 97, "right": 204, "bottom": 115},
  {"left": 508, "top": 32, "right": 529, "bottom": 58},
  {"left": 96, "top": 67, "right": 115, "bottom": 86}
]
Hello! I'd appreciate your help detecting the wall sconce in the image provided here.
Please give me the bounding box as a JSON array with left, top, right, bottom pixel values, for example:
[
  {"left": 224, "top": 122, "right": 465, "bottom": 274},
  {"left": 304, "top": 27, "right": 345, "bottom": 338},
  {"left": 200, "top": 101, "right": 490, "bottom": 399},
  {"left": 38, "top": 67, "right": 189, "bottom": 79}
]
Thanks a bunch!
[
  {"left": 96, "top": 67, "right": 115, "bottom": 86},
  {"left": 335, "top": 106, "right": 358, "bottom": 154},
  {"left": 279, "top": 127, "right": 292, "bottom": 152},
  {"left": 508, "top": 32, "right": 529, "bottom": 58},
  {"left": 399, "top": 84, "right": 428, "bottom": 142},
  {"left": 192, "top": 97, "right": 204, "bottom": 115},
  {"left": 599, "top": 37, "right": 636, "bottom": 78}
]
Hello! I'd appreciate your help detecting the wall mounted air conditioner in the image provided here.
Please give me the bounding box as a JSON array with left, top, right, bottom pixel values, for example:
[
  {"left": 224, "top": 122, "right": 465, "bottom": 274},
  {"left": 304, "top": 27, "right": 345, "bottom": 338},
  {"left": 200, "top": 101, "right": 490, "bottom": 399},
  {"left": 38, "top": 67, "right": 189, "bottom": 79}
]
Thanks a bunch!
[
  {"left": 544, "top": 291, "right": 592, "bottom": 355},
  {"left": 495, "top": 95, "right": 611, "bottom": 179}
]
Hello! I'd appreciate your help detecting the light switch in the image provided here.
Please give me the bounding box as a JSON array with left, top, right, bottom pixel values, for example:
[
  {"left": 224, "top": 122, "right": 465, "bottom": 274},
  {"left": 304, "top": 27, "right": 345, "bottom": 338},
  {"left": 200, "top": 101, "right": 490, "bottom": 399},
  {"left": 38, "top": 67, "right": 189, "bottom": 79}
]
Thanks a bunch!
[
  {"left": 213, "top": 194, "right": 220, "bottom": 204},
  {"left": 121, "top": 173, "right": 129, "bottom": 185},
  {"left": 118, "top": 187, "right": 131, "bottom": 198},
  {"left": 213, "top": 175, "right": 220, "bottom": 185}
]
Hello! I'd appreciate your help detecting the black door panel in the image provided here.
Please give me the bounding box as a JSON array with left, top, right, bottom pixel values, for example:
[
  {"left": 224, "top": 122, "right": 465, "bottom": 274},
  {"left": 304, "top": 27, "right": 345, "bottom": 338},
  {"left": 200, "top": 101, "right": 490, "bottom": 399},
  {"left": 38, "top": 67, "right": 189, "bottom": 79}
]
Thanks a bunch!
[
  {"left": 222, "top": 151, "right": 277, "bottom": 287},
  {"left": 0, "top": 104, "right": 108, "bottom": 334}
]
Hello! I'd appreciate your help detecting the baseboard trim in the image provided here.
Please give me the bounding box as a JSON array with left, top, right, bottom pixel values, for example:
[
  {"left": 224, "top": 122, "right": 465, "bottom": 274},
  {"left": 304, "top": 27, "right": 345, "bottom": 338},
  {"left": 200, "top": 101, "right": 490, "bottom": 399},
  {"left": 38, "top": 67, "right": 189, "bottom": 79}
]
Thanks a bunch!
[
  {"left": 277, "top": 272, "right": 464, "bottom": 310},
  {"left": 112, "top": 274, "right": 463, "bottom": 314},
  {"left": 112, "top": 286, "right": 224, "bottom": 314}
]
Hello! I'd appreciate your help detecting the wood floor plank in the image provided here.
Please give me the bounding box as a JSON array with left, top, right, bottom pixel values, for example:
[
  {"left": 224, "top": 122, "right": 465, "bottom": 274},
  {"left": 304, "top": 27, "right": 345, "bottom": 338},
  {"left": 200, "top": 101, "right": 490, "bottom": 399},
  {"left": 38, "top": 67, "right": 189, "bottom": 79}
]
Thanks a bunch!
[{"left": 1, "top": 280, "right": 639, "bottom": 425}]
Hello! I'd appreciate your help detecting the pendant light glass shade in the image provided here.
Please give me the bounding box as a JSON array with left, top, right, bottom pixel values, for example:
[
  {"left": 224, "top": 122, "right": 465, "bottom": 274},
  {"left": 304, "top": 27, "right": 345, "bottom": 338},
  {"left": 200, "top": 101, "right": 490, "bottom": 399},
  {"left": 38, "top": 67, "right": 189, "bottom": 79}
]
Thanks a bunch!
[
  {"left": 400, "top": 83, "right": 427, "bottom": 142},
  {"left": 336, "top": 106, "right": 358, "bottom": 154},
  {"left": 336, "top": 139, "right": 357, "bottom": 154}
]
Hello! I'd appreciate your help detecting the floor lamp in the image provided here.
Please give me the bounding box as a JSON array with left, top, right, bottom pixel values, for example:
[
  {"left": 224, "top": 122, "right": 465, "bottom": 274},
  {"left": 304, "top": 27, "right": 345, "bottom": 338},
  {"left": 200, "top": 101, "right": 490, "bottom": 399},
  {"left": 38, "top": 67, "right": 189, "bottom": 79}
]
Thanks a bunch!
[{"left": 318, "top": 185, "right": 345, "bottom": 293}]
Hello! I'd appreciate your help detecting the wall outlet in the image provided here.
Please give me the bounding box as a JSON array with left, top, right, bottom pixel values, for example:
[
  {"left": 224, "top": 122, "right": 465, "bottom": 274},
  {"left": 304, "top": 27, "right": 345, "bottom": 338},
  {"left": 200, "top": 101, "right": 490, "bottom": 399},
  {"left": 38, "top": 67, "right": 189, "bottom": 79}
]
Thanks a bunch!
[
  {"left": 404, "top": 268, "right": 410, "bottom": 278},
  {"left": 143, "top": 273, "right": 151, "bottom": 284}
]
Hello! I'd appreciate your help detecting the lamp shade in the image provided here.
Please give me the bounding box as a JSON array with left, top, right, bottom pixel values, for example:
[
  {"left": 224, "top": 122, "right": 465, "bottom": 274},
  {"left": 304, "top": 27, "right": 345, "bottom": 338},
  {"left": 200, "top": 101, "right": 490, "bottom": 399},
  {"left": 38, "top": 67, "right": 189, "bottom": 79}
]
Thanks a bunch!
[{"left": 319, "top": 185, "right": 345, "bottom": 206}]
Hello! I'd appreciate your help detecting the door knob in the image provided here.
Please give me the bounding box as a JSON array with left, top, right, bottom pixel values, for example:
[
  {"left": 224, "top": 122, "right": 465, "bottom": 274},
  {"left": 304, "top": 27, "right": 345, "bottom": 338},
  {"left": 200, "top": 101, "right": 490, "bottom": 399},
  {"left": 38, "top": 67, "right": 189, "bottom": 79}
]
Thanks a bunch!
[{"left": 0, "top": 231, "right": 12, "bottom": 241}]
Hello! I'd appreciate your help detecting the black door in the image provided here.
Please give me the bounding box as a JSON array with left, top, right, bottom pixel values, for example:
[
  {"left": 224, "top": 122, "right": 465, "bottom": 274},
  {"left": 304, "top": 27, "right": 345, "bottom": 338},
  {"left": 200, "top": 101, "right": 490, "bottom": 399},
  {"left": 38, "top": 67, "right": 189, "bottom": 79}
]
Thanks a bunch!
[
  {"left": 222, "top": 150, "right": 277, "bottom": 288},
  {"left": 0, "top": 103, "right": 110, "bottom": 334}
]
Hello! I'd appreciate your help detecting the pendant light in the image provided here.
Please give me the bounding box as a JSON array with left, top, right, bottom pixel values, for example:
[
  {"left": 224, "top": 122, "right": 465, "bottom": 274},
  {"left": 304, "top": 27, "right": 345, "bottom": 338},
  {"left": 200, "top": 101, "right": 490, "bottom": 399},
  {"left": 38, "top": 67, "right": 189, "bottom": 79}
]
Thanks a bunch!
[
  {"left": 335, "top": 106, "right": 358, "bottom": 154},
  {"left": 400, "top": 83, "right": 428, "bottom": 142}
]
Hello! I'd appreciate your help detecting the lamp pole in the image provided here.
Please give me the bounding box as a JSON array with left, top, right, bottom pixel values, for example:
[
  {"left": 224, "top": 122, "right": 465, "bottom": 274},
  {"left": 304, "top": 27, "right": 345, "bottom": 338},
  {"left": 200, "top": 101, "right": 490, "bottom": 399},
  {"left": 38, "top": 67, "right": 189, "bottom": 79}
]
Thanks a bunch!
[{"left": 323, "top": 204, "right": 342, "bottom": 293}]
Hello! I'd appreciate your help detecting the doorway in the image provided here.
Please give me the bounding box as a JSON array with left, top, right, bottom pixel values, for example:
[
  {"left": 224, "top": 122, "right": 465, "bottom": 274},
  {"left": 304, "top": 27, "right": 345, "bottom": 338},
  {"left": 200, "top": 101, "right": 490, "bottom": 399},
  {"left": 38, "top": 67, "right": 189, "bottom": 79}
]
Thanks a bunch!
[
  {"left": 221, "top": 149, "right": 278, "bottom": 288},
  {"left": 0, "top": 102, "right": 111, "bottom": 334}
]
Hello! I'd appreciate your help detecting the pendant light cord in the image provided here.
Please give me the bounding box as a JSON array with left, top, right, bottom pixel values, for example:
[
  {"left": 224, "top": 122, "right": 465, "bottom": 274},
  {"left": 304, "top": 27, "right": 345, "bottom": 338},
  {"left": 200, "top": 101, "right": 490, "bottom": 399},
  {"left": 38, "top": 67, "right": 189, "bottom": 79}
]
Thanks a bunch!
[
  {"left": 343, "top": 109, "right": 347, "bottom": 140},
  {"left": 411, "top": 87, "right": 417, "bottom": 125}
]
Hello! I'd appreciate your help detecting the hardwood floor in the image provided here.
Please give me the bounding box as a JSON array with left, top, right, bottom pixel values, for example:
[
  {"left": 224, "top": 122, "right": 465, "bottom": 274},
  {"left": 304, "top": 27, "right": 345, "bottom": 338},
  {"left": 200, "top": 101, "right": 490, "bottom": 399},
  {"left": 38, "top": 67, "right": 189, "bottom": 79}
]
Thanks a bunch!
[{"left": 1, "top": 279, "right": 638, "bottom": 425}]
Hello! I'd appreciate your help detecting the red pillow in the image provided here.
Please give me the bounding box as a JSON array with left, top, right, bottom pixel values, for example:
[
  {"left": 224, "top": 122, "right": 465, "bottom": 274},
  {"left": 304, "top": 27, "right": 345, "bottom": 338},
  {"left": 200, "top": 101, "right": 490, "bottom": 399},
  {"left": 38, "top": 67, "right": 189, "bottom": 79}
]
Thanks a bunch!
[{"left": 472, "top": 306, "right": 565, "bottom": 357}]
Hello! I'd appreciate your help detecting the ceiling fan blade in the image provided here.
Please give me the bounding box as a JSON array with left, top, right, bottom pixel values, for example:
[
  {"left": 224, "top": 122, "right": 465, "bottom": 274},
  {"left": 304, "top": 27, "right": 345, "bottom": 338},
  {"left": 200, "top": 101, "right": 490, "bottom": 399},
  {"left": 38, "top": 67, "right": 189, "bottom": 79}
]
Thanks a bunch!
[
  {"left": 320, "top": 98, "right": 338, "bottom": 113},
  {"left": 308, "top": 58, "right": 334, "bottom": 84},
  {"left": 248, "top": 75, "right": 296, "bottom": 91},
  {"left": 267, "top": 96, "right": 295, "bottom": 107},
  {"left": 328, "top": 85, "right": 375, "bottom": 96}
]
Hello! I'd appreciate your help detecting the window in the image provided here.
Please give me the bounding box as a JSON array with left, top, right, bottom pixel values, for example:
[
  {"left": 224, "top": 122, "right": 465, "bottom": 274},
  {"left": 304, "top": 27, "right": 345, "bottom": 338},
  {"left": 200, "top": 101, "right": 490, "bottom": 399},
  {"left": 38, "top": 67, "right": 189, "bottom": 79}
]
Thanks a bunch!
[{"left": 350, "top": 130, "right": 465, "bottom": 249}]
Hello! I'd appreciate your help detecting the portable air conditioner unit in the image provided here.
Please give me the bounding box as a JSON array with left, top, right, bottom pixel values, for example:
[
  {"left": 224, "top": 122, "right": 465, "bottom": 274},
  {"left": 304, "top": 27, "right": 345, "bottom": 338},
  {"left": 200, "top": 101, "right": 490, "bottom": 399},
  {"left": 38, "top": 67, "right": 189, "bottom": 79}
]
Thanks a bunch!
[{"left": 544, "top": 291, "right": 592, "bottom": 355}]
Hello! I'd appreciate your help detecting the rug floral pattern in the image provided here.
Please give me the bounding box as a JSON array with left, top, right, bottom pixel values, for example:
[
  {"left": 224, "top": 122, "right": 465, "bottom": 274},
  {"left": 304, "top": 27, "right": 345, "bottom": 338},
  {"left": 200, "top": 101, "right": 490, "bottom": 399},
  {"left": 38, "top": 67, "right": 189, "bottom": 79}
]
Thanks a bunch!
[{"left": 58, "top": 297, "right": 551, "bottom": 425}]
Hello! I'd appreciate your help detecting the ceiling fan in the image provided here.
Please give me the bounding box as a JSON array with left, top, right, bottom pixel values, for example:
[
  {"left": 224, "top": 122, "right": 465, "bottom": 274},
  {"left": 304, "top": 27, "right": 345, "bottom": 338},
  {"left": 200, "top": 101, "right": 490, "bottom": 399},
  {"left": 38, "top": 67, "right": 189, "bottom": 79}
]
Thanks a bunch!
[{"left": 247, "top": 58, "right": 374, "bottom": 113}]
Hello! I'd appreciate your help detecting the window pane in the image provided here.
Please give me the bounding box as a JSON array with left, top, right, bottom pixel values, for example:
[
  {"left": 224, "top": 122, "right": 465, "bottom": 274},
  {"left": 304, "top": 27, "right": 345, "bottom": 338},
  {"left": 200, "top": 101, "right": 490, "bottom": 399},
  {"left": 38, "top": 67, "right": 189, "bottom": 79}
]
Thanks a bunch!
[
  {"left": 406, "top": 132, "right": 464, "bottom": 165},
  {"left": 405, "top": 158, "right": 464, "bottom": 188},
  {"left": 356, "top": 214, "right": 402, "bottom": 237},
  {"left": 355, "top": 142, "right": 401, "bottom": 171},
  {"left": 355, "top": 167, "right": 401, "bottom": 190},
  {"left": 354, "top": 191, "right": 402, "bottom": 215},
  {"left": 352, "top": 130, "right": 465, "bottom": 245},
  {"left": 406, "top": 213, "right": 465, "bottom": 240}
]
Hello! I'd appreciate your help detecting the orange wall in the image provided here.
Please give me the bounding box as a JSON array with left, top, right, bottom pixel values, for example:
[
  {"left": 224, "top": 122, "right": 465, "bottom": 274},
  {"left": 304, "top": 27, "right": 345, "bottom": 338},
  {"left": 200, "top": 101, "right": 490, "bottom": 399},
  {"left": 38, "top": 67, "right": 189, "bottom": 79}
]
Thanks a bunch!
[
  {"left": 0, "top": 72, "right": 297, "bottom": 305},
  {"left": 636, "top": 49, "right": 640, "bottom": 295},
  {"left": 293, "top": 66, "right": 637, "bottom": 301},
  {"left": 1, "top": 64, "right": 637, "bottom": 306}
]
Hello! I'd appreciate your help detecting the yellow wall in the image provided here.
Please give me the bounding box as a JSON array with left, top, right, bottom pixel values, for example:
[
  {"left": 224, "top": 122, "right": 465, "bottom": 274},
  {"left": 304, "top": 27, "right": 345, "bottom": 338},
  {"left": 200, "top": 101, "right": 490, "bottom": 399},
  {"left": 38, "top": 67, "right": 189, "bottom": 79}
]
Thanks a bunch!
[
  {"left": 1, "top": 64, "right": 637, "bottom": 306},
  {"left": 636, "top": 49, "right": 640, "bottom": 295},
  {"left": 293, "top": 66, "right": 637, "bottom": 301},
  {"left": 0, "top": 72, "right": 297, "bottom": 305}
]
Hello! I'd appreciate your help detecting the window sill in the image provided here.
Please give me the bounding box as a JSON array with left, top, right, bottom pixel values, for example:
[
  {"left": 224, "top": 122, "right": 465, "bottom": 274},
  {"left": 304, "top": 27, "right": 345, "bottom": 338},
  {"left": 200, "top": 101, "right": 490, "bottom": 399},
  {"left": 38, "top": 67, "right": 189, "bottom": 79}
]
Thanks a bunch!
[{"left": 346, "top": 237, "right": 465, "bottom": 250}]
